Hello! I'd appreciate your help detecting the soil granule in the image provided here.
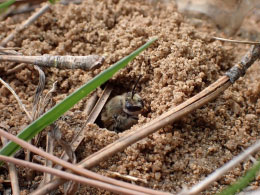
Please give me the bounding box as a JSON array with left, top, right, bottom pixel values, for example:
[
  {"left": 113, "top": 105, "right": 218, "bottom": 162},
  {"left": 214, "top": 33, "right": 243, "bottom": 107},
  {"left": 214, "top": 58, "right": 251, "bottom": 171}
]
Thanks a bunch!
[{"left": 0, "top": 0, "right": 259, "bottom": 194}]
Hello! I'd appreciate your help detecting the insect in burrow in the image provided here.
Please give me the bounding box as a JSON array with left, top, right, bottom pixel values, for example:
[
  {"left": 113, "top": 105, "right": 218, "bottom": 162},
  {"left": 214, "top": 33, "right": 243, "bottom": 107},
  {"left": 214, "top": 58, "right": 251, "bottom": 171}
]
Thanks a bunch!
[{"left": 101, "top": 77, "right": 144, "bottom": 132}]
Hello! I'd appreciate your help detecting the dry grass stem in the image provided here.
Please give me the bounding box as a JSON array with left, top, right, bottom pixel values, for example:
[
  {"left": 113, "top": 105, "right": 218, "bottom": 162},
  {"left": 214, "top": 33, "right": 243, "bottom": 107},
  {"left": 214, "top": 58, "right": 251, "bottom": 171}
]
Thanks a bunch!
[
  {"left": 41, "top": 131, "right": 55, "bottom": 185},
  {"left": 32, "top": 65, "right": 45, "bottom": 120},
  {"left": 0, "top": 3, "right": 50, "bottom": 47},
  {"left": 1, "top": 137, "right": 20, "bottom": 195},
  {"left": 83, "top": 92, "right": 98, "bottom": 116},
  {"left": 179, "top": 140, "right": 260, "bottom": 195},
  {"left": 0, "top": 46, "right": 21, "bottom": 55},
  {"left": 0, "top": 54, "right": 105, "bottom": 70},
  {"left": 213, "top": 37, "right": 260, "bottom": 45},
  {"left": 0, "top": 77, "right": 32, "bottom": 121},
  {"left": 85, "top": 84, "right": 113, "bottom": 124},
  {"left": 0, "top": 47, "right": 20, "bottom": 51},
  {"left": 107, "top": 171, "right": 148, "bottom": 184},
  {"left": 0, "top": 155, "right": 148, "bottom": 195},
  {"left": 6, "top": 64, "right": 26, "bottom": 75},
  {"left": 0, "top": 128, "right": 170, "bottom": 195}
]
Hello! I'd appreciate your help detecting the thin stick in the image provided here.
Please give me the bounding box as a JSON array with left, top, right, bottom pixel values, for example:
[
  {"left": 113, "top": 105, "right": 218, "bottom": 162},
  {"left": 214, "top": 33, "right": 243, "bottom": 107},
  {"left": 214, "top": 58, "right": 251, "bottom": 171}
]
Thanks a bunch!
[
  {"left": 0, "top": 128, "right": 170, "bottom": 195},
  {"left": 0, "top": 3, "right": 50, "bottom": 47},
  {"left": 0, "top": 46, "right": 21, "bottom": 55},
  {"left": 0, "top": 77, "right": 32, "bottom": 121},
  {"left": 179, "top": 140, "right": 260, "bottom": 195},
  {"left": 37, "top": 44, "right": 260, "bottom": 193},
  {"left": 0, "top": 55, "right": 105, "bottom": 70},
  {"left": 0, "top": 155, "right": 147, "bottom": 195},
  {"left": 85, "top": 84, "right": 113, "bottom": 124},
  {"left": 107, "top": 171, "right": 148, "bottom": 184},
  {"left": 83, "top": 92, "right": 98, "bottom": 116},
  {"left": 213, "top": 37, "right": 260, "bottom": 45},
  {"left": 1, "top": 137, "right": 20, "bottom": 195},
  {"left": 42, "top": 131, "right": 55, "bottom": 184}
]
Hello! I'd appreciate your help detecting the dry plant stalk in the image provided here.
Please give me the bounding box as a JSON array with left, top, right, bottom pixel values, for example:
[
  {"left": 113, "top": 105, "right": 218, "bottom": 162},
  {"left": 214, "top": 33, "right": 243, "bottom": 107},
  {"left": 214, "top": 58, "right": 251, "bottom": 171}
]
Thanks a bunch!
[
  {"left": 0, "top": 128, "right": 170, "bottom": 195},
  {"left": 0, "top": 46, "right": 21, "bottom": 55},
  {"left": 0, "top": 3, "right": 50, "bottom": 47},
  {"left": 0, "top": 155, "right": 147, "bottom": 195},
  {"left": 0, "top": 136, "right": 20, "bottom": 195},
  {"left": 107, "top": 171, "right": 148, "bottom": 184},
  {"left": 0, "top": 55, "right": 105, "bottom": 70},
  {"left": 83, "top": 91, "right": 98, "bottom": 116},
  {"left": 213, "top": 37, "right": 260, "bottom": 45},
  {"left": 38, "top": 44, "right": 260, "bottom": 193},
  {"left": 42, "top": 131, "right": 55, "bottom": 185}
]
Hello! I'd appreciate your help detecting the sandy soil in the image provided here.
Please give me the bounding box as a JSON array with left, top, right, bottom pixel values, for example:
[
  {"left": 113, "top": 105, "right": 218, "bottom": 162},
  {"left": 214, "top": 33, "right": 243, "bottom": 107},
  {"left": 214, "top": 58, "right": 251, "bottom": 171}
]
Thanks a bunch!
[{"left": 0, "top": 0, "right": 259, "bottom": 194}]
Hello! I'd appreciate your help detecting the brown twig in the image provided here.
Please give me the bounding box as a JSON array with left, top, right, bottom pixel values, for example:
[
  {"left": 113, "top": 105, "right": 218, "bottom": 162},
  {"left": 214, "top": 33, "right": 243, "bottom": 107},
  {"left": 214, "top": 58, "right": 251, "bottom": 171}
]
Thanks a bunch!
[
  {"left": 41, "top": 130, "right": 55, "bottom": 185},
  {"left": 0, "top": 3, "right": 50, "bottom": 47},
  {"left": 0, "top": 46, "right": 21, "bottom": 55},
  {"left": 0, "top": 55, "right": 105, "bottom": 70},
  {"left": 85, "top": 84, "right": 113, "bottom": 124},
  {"left": 0, "top": 155, "right": 147, "bottom": 195},
  {"left": 0, "top": 136, "right": 20, "bottom": 195},
  {"left": 213, "top": 37, "right": 260, "bottom": 45},
  {"left": 107, "top": 170, "right": 148, "bottom": 184},
  {"left": 6, "top": 64, "right": 26, "bottom": 75},
  {"left": 0, "top": 128, "right": 170, "bottom": 195},
  {"left": 83, "top": 91, "right": 98, "bottom": 116},
  {"left": 38, "top": 44, "right": 260, "bottom": 193}
]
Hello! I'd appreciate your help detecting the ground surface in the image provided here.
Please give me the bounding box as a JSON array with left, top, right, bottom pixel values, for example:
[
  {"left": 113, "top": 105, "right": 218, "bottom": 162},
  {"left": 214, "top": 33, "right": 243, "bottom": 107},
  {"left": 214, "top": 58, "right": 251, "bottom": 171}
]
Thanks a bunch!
[{"left": 0, "top": 0, "right": 260, "bottom": 194}]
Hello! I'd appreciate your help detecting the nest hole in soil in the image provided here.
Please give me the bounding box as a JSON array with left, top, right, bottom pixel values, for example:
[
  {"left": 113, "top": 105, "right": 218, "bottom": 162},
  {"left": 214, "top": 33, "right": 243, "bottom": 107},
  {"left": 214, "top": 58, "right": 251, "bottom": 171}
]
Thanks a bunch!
[{"left": 96, "top": 76, "right": 149, "bottom": 132}]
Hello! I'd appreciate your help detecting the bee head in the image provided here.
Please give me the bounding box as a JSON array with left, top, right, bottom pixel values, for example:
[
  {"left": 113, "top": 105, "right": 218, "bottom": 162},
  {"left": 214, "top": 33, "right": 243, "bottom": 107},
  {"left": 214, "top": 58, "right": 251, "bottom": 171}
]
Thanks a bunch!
[
  {"left": 124, "top": 92, "right": 144, "bottom": 115},
  {"left": 123, "top": 76, "right": 143, "bottom": 115}
]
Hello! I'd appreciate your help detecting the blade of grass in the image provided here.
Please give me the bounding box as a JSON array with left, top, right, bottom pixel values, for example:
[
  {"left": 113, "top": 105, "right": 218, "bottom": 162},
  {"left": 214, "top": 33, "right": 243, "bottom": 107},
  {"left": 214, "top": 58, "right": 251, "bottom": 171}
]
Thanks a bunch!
[
  {"left": 0, "top": 38, "right": 157, "bottom": 162},
  {"left": 218, "top": 159, "right": 260, "bottom": 195},
  {"left": 0, "top": 0, "right": 15, "bottom": 13},
  {"left": 48, "top": 0, "right": 59, "bottom": 4}
]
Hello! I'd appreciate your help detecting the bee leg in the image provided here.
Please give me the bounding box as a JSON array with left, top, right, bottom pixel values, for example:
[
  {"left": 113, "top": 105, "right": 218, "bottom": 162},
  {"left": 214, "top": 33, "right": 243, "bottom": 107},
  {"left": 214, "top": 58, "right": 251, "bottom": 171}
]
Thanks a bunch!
[{"left": 112, "top": 115, "right": 120, "bottom": 132}]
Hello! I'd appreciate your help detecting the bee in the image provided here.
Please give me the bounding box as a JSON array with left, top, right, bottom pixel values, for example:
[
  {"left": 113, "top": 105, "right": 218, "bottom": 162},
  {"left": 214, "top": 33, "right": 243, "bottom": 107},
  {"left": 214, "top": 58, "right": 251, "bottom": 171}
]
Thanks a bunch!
[{"left": 101, "top": 77, "right": 144, "bottom": 132}]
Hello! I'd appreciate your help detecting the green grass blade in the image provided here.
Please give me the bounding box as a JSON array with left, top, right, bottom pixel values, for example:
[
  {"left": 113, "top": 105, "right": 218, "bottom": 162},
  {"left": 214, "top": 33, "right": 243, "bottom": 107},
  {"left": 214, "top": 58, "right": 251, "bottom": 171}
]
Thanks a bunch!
[
  {"left": 0, "top": 0, "right": 15, "bottom": 14},
  {"left": 218, "top": 159, "right": 260, "bottom": 195},
  {"left": 48, "top": 0, "right": 60, "bottom": 4},
  {"left": 0, "top": 38, "right": 157, "bottom": 160}
]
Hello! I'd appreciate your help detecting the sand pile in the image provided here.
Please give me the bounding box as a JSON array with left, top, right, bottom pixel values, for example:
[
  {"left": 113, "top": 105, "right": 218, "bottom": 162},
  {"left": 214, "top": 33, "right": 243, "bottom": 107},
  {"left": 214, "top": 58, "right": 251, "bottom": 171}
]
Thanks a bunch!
[{"left": 0, "top": 0, "right": 259, "bottom": 194}]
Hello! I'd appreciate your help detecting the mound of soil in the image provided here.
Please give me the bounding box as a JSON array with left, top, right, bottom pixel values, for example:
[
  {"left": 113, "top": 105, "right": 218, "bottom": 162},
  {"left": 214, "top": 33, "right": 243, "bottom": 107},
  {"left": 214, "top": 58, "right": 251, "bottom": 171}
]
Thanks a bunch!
[{"left": 0, "top": 0, "right": 259, "bottom": 194}]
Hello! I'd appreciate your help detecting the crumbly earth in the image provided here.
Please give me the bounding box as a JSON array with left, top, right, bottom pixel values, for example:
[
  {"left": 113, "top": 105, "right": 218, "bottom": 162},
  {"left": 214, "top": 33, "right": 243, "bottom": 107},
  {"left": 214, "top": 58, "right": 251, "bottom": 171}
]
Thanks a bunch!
[{"left": 0, "top": 0, "right": 259, "bottom": 194}]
